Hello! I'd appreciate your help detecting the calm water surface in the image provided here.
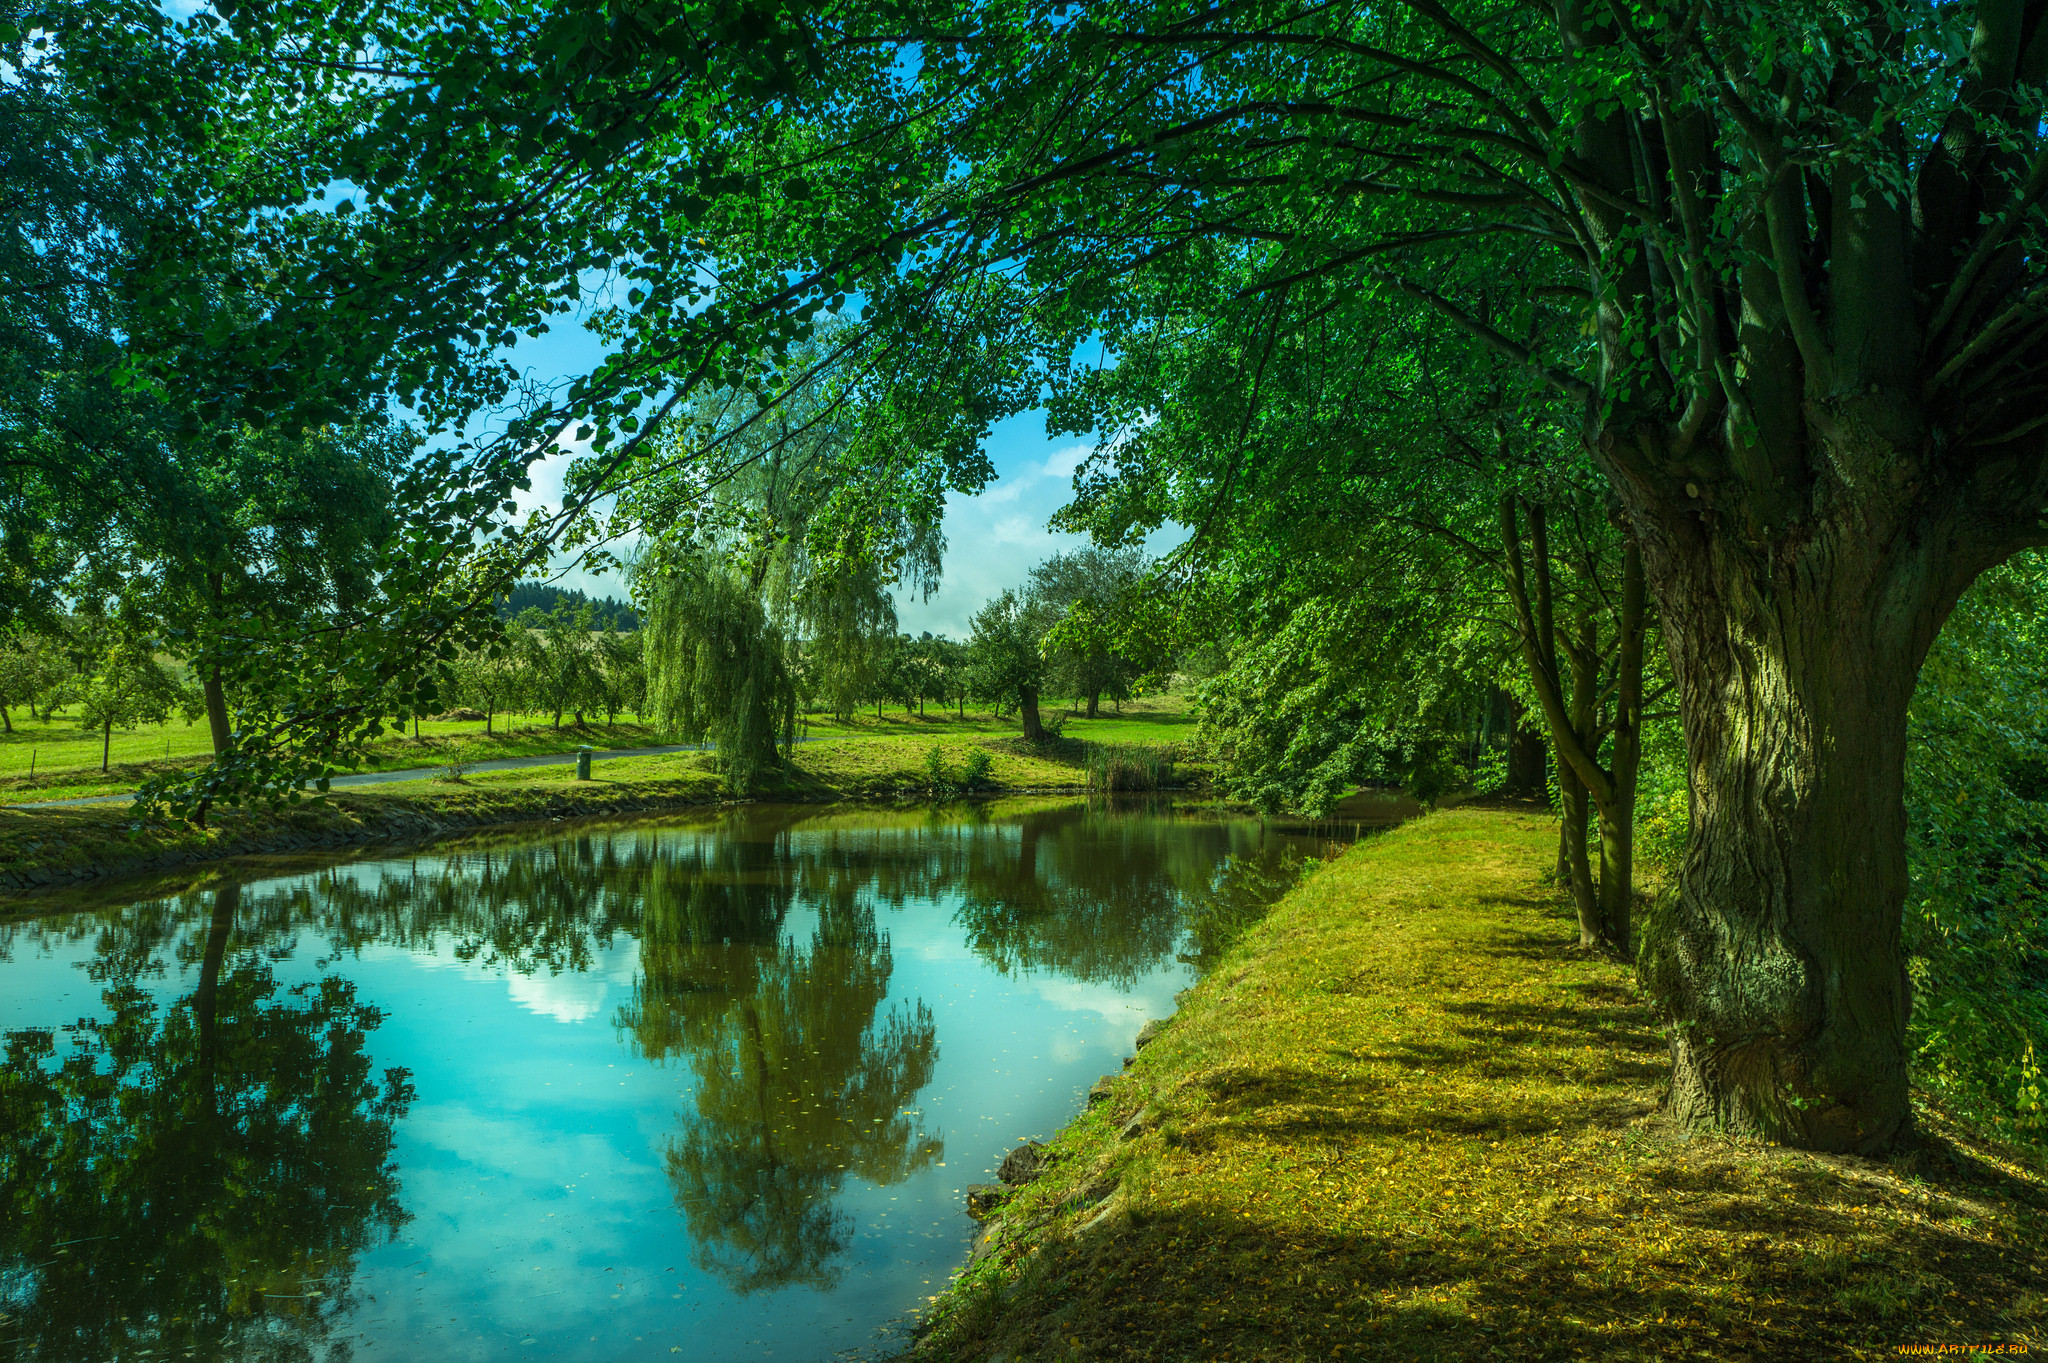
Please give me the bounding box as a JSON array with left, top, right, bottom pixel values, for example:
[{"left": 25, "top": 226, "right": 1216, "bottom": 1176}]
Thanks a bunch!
[{"left": 0, "top": 798, "right": 1369, "bottom": 1363}]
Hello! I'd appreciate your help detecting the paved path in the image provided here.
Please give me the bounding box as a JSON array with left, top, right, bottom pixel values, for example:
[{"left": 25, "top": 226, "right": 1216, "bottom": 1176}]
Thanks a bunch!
[{"left": 13, "top": 742, "right": 716, "bottom": 810}]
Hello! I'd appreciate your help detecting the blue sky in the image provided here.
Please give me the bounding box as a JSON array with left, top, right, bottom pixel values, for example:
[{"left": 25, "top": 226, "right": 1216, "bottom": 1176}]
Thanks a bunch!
[
  {"left": 494, "top": 323, "right": 1176, "bottom": 640},
  {"left": 522, "top": 416, "right": 1128, "bottom": 639},
  {"left": 136, "top": 3, "right": 1167, "bottom": 640}
]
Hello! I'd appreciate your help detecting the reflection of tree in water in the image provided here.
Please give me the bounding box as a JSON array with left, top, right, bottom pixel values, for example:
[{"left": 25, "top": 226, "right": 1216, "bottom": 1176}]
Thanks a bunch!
[
  {"left": 616, "top": 823, "right": 941, "bottom": 1294},
  {"left": 1182, "top": 846, "right": 1317, "bottom": 966},
  {"left": 0, "top": 883, "right": 413, "bottom": 1363},
  {"left": 304, "top": 834, "right": 646, "bottom": 975},
  {"left": 0, "top": 802, "right": 1303, "bottom": 1322},
  {"left": 945, "top": 804, "right": 1289, "bottom": 986}
]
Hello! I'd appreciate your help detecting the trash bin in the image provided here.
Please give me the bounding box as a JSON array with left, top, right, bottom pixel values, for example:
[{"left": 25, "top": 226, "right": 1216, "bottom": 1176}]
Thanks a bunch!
[{"left": 575, "top": 747, "right": 593, "bottom": 780}]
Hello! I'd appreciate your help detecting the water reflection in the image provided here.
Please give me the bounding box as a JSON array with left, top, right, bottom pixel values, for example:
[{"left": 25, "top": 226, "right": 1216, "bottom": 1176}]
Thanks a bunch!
[
  {"left": 620, "top": 833, "right": 941, "bottom": 1293},
  {"left": 0, "top": 883, "right": 414, "bottom": 1363},
  {"left": 0, "top": 799, "right": 1365, "bottom": 1362}
]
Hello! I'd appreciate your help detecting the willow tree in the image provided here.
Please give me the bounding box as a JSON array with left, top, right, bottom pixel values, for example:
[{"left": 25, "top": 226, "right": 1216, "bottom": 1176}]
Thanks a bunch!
[
  {"left": 641, "top": 556, "right": 798, "bottom": 793},
  {"left": 618, "top": 328, "right": 951, "bottom": 749}
]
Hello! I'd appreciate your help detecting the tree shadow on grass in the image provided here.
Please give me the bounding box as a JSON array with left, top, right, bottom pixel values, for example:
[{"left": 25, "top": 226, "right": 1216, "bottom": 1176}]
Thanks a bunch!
[{"left": 953, "top": 1141, "right": 2046, "bottom": 1362}]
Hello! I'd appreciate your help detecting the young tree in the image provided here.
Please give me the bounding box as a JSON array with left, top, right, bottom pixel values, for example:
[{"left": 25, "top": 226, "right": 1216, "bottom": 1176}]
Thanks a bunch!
[
  {"left": 595, "top": 628, "right": 646, "bottom": 728},
  {"left": 965, "top": 590, "right": 1055, "bottom": 742},
  {"left": 902, "top": 633, "right": 954, "bottom": 717},
  {"left": 512, "top": 602, "right": 602, "bottom": 731},
  {"left": 929, "top": 635, "right": 971, "bottom": 720},
  {"left": 74, "top": 635, "right": 185, "bottom": 772},
  {"left": 447, "top": 642, "right": 521, "bottom": 736},
  {"left": 0, "top": 627, "right": 69, "bottom": 734},
  {"left": 1029, "top": 548, "right": 1154, "bottom": 719}
]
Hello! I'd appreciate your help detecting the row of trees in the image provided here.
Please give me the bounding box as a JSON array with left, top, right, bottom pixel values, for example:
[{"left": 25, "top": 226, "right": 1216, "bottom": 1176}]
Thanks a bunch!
[
  {"left": 0, "top": 598, "right": 650, "bottom": 771},
  {"left": 447, "top": 603, "right": 647, "bottom": 733}
]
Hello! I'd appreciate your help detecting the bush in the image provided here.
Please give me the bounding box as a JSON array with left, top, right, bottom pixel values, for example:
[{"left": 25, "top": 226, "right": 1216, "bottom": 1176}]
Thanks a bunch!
[
  {"left": 1901, "top": 555, "right": 2048, "bottom": 1149},
  {"left": 960, "top": 748, "right": 995, "bottom": 792},
  {"left": 924, "top": 742, "right": 951, "bottom": 792},
  {"left": 1085, "top": 742, "right": 1176, "bottom": 792}
]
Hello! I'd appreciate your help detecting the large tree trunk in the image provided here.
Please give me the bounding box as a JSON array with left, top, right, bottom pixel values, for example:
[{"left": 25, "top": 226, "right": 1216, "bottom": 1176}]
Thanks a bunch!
[
  {"left": 1018, "top": 685, "right": 1045, "bottom": 742},
  {"left": 1505, "top": 699, "right": 1545, "bottom": 793},
  {"left": 0, "top": 704, "right": 11, "bottom": 734},
  {"left": 204, "top": 664, "right": 232, "bottom": 756},
  {"left": 1634, "top": 495, "right": 1967, "bottom": 1154},
  {"left": 1085, "top": 689, "right": 1101, "bottom": 719}
]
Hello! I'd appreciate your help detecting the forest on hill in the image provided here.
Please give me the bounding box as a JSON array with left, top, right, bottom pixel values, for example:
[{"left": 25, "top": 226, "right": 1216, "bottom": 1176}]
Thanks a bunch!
[
  {"left": 494, "top": 581, "right": 640, "bottom": 632},
  {"left": 2, "top": 0, "right": 2044, "bottom": 1171}
]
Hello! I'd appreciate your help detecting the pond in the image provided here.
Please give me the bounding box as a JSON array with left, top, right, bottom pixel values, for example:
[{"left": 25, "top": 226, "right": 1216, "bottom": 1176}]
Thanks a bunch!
[{"left": 0, "top": 797, "right": 1386, "bottom": 1363}]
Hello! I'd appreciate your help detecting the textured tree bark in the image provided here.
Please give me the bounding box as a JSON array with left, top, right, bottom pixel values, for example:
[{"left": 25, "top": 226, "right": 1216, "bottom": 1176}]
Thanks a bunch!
[
  {"left": 1019, "top": 685, "right": 1045, "bottom": 742},
  {"left": 204, "top": 665, "right": 231, "bottom": 757},
  {"left": 1564, "top": 614, "right": 1603, "bottom": 945},
  {"left": 1506, "top": 700, "right": 1546, "bottom": 793},
  {"left": 1632, "top": 471, "right": 1970, "bottom": 1154},
  {"left": 1085, "top": 689, "right": 1101, "bottom": 719}
]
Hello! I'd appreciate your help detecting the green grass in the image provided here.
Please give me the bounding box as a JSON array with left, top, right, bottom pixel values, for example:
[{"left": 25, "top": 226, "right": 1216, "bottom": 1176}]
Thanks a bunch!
[
  {"left": 911, "top": 804, "right": 2048, "bottom": 1361},
  {"left": 1083, "top": 741, "right": 1180, "bottom": 791},
  {"left": 0, "top": 710, "right": 663, "bottom": 805},
  {"left": 0, "top": 730, "right": 1187, "bottom": 891},
  {"left": 0, "top": 692, "right": 1197, "bottom": 804},
  {"left": 798, "top": 691, "right": 1195, "bottom": 742}
]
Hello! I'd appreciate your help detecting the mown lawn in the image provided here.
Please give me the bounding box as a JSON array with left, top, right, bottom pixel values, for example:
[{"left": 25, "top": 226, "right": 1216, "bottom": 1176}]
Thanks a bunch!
[
  {"left": 800, "top": 692, "right": 1195, "bottom": 743},
  {"left": 0, "top": 714, "right": 665, "bottom": 804},
  {"left": 0, "top": 692, "right": 1195, "bottom": 804},
  {"left": 913, "top": 805, "right": 2048, "bottom": 1361}
]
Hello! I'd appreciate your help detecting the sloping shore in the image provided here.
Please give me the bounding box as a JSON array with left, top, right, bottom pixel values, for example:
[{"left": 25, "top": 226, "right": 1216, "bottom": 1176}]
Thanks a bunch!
[
  {"left": 912, "top": 807, "right": 2048, "bottom": 1361},
  {"left": 0, "top": 735, "right": 1192, "bottom": 902}
]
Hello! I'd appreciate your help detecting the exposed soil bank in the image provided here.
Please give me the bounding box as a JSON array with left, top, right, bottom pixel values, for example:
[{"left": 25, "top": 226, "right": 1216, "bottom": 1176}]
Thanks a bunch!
[{"left": 909, "top": 807, "right": 2048, "bottom": 1361}]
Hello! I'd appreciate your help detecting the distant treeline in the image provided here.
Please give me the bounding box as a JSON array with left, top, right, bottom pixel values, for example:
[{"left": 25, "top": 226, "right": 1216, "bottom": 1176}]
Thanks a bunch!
[{"left": 496, "top": 582, "right": 639, "bottom": 631}]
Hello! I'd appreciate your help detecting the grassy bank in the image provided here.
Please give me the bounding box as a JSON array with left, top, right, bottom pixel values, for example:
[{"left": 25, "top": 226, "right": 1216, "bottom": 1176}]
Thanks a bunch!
[
  {"left": 0, "top": 732, "right": 1191, "bottom": 897},
  {"left": 914, "top": 806, "right": 2047, "bottom": 1361},
  {"left": 0, "top": 718, "right": 668, "bottom": 805},
  {"left": 0, "top": 693, "right": 1192, "bottom": 804}
]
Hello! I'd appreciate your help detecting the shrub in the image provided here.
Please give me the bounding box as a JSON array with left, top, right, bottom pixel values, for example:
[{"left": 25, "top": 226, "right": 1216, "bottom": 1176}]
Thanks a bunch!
[
  {"left": 1085, "top": 742, "right": 1176, "bottom": 792},
  {"left": 924, "top": 742, "right": 951, "bottom": 792},
  {"left": 960, "top": 748, "right": 994, "bottom": 792}
]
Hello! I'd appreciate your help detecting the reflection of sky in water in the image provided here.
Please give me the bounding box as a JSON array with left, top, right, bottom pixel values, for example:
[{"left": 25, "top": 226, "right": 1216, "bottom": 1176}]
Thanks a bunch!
[
  {"left": 333, "top": 894, "right": 1161, "bottom": 1361},
  {"left": 0, "top": 802, "right": 1345, "bottom": 1363}
]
